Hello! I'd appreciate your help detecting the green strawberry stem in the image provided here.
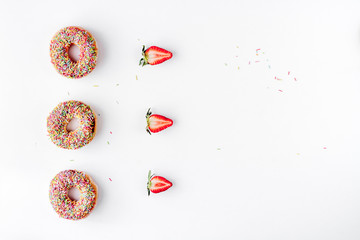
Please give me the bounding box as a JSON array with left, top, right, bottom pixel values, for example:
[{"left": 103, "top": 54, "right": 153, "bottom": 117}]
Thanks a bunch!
[
  {"left": 146, "top": 108, "right": 152, "bottom": 117},
  {"left": 147, "top": 170, "right": 155, "bottom": 196},
  {"left": 146, "top": 108, "right": 152, "bottom": 135},
  {"left": 139, "top": 45, "right": 148, "bottom": 67}
]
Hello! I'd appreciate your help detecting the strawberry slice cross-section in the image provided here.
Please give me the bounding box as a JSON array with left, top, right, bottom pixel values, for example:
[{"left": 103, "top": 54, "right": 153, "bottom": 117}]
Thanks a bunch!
[
  {"left": 139, "top": 45, "right": 173, "bottom": 66},
  {"left": 146, "top": 108, "right": 173, "bottom": 134},
  {"left": 147, "top": 170, "right": 173, "bottom": 196}
]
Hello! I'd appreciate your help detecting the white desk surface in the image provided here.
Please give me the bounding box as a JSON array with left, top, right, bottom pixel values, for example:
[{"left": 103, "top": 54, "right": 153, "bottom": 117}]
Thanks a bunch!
[{"left": 1, "top": 0, "right": 360, "bottom": 239}]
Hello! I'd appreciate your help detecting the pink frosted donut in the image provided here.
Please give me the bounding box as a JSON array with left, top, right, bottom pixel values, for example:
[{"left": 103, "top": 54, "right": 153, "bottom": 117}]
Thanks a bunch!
[
  {"left": 47, "top": 100, "right": 97, "bottom": 150},
  {"left": 49, "top": 170, "right": 97, "bottom": 220},
  {"left": 50, "top": 26, "right": 98, "bottom": 78}
]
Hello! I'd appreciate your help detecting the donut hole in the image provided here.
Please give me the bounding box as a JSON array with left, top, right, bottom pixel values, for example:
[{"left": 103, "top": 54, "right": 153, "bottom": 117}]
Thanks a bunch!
[
  {"left": 68, "top": 44, "right": 81, "bottom": 62},
  {"left": 66, "top": 118, "right": 80, "bottom": 132},
  {"left": 68, "top": 187, "right": 81, "bottom": 201}
]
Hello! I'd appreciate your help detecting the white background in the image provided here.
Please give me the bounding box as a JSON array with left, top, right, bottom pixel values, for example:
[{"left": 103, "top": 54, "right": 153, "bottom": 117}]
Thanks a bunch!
[{"left": 1, "top": 0, "right": 360, "bottom": 239}]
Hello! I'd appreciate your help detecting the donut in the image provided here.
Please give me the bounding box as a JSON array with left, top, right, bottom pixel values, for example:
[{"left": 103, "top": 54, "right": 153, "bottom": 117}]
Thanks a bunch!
[
  {"left": 47, "top": 100, "right": 97, "bottom": 150},
  {"left": 50, "top": 26, "right": 97, "bottom": 78},
  {"left": 49, "top": 170, "right": 97, "bottom": 220}
]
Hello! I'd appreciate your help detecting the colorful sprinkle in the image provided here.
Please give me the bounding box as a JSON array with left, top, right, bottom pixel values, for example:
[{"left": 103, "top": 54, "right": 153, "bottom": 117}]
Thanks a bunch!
[
  {"left": 109, "top": 178, "right": 112, "bottom": 181},
  {"left": 278, "top": 89, "right": 283, "bottom": 92},
  {"left": 93, "top": 85, "right": 99, "bottom": 87},
  {"left": 136, "top": 75, "right": 138, "bottom": 80},
  {"left": 49, "top": 170, "right": 97, "bottom": 220},
  {"left": 47, "top": 101, "right": 96, "bottom": 150},
  {"left": 50, "top": 26, "right": 97, "bottom": 79}
]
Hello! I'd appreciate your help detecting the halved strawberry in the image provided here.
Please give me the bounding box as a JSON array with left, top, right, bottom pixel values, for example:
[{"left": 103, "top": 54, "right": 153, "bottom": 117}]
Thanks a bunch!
[
  {"left": 139, "top": 45, "right": 173, "bottom": 66},
  {"left": 147, "top": 170, "right": 173, "bottom": 196},
  {"left": 146, "top": 108, "right": 173, "bottom": 135}
]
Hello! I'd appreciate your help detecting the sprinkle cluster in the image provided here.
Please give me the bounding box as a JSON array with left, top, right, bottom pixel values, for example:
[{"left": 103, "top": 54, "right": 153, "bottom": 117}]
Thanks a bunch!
[
  {"left": 50, "top": 26, "right": 97, "bottom": 78},
  {"left": 47, "top": 100, "right": 96, "bottom": 150},
  {"left": 49, "top": 170, "right": 97, "bottom": 220}
]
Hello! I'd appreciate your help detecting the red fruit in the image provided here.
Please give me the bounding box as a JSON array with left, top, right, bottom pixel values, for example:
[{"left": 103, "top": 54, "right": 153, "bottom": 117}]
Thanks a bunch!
[
  {"left": 146, "top": 108, "right": 173, "bottom": 134},
  {"left": 147, "top": 170, "right": 173, "bottom": 196},
  {"left": 139, "top": 45, "right": 173, "bottom": 66}
]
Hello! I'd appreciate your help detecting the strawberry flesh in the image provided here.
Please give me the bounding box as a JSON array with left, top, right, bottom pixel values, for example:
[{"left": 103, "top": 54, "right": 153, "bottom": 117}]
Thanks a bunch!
[
  {"left": 148, "top": 115, "right": 173, "bottom": 133},
  {"left": 148, "top": 176, "right": 172, "bottom": 195}
]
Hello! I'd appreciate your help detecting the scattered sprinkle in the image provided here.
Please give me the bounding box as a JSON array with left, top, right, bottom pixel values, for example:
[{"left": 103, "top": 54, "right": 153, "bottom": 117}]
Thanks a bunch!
[
  {"left": 294, "top": 77, "right": 297, "bottom": 81},
  {"left": 136, "top": 75, "right": 138, "bottom": 80},
  {"left": 69, "top": 159, "right": 75, "bottom": 162},
  {"left": 278, "top": 89, "right": 283, "bottom": 92},
  {"left": 255, "top": 61, "right": 260, "bottom": 63},
  {"left": 107, "top": 141, "right": 110, "bottom": 145},
  {"left": 288, "top": 71, "right": 290, "bottom": 75},
  {"left": 323, "top": 147, "right": 327, "bottom": 149},
  {"left": 296, "top": 153, "right": 300, "bottom": 156},
  {"left": 248, "top": 61, "right": 251, "bottom": 65},
  {"left": 236, "top": 46, "right": 239, "bottom": 48},
  {"left": 110, "top": 131, "right": 112, "bottom": 134},
  {"left": 109, "top": 178, "right": 112, "bottom": 181},
  {"left": 93, "top": 85, "right": 99, "bottom": 87},
  {"left": 217, "top": 148, "right": 221, "bottom": 150},
  {"left": 237, "top": 66, "right": 240, "bottom": 70}
]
